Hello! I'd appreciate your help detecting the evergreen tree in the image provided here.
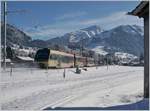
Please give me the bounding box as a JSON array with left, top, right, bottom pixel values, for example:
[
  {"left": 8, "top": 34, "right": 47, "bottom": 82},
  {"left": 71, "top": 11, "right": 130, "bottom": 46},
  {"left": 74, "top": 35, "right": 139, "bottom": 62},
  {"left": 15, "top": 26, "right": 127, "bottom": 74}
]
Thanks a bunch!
[{"left": 6, "top": 46, "right": 13, "bottom": 59}]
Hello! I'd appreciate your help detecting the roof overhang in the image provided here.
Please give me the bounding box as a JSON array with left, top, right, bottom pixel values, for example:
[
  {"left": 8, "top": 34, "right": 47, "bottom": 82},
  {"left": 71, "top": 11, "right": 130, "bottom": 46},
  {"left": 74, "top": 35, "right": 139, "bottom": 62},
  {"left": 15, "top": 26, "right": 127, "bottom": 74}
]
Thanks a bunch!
[{"left": 128, "top": 1, "right": 149, "bottom": 18}]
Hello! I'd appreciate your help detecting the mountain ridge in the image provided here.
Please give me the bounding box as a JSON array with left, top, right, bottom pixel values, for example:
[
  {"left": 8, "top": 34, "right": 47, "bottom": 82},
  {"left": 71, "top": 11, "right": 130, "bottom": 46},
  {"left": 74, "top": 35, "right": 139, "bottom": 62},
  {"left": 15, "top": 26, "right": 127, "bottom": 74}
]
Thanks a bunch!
[
  {"left": 47, "top": 24, "right": 144, "bottom": 56},
  {"left": 1, "top": 23, "right": 32, "bottom": 46},
  {"left": 1, "top": 23, "right": 144, "bottom": 56}
]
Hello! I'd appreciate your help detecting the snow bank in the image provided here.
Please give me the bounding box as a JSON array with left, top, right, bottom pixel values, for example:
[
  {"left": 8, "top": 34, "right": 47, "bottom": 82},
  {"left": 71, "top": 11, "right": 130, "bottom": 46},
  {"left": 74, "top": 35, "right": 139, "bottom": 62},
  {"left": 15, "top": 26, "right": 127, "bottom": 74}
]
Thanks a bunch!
[{"left": 17, "top": 56, "right": 34, "bottom": 61}]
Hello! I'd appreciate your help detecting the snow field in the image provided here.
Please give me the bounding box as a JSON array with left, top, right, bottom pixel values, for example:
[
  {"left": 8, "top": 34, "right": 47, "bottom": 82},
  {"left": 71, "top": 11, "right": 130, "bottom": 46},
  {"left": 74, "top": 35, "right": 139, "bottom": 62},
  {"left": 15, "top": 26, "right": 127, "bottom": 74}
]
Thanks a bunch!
[{"left": 1, "top": 65, "right": 144, "bottom": 110}]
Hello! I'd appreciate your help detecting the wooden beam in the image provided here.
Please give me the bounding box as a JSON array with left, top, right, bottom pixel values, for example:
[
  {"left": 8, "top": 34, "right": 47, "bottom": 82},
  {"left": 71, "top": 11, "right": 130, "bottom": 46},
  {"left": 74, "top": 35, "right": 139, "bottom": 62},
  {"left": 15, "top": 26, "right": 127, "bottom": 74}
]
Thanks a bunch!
[{"left": 144, "top": 14, "right": 149, "bottom": 98}]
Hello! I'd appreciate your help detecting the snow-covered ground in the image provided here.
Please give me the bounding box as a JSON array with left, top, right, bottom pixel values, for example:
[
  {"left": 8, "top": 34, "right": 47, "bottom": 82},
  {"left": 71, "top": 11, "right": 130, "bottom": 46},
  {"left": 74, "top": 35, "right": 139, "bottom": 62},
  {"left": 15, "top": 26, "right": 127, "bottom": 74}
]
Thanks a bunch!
[
  {"left": 91, "top": 46, "right": 108, "bottom": 55},
  {"left": 115, "top": 52, "right": 138, "bottom": 59},
  {"left": 1, "top": 65, "right": 145, "bottom": 110}
]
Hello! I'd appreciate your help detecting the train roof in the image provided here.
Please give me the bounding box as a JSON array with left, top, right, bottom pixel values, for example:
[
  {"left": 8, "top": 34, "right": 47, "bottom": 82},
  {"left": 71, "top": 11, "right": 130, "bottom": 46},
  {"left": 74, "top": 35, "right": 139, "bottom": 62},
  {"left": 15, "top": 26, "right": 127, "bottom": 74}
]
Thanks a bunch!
[
  {"left": 50, "top": 50, "right": 93, "bottom": 59},
  {"left": 50, "top": 49, "right": 74, "bottom": 57},
  {"left": 38, "top": 48, "right": 91, "bottom": 59}
]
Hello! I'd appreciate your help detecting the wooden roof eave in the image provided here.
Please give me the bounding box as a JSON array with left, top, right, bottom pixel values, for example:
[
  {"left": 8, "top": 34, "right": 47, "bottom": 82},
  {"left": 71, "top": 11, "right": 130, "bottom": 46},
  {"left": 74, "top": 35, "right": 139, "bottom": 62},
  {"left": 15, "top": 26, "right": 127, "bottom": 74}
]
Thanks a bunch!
[{"left": 127, "top": 1, "right": 149, "bottom": 18}]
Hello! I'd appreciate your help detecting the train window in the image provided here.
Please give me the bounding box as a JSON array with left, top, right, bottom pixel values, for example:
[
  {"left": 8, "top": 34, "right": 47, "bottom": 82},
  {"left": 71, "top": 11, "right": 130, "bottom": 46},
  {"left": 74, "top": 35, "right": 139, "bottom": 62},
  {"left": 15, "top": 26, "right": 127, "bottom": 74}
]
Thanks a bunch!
[
  {"left": 61, "top": 56, "right": 65, "bottom": 62},
  {"left": 49, "top": 53, "right": 74, "bottom": 63},
  {"left": 50, "top": 54, "right": 59, "bottom": 60},
  {"left": 63, "top": 56, "right": 69, "bottom": 63},
  {"left": 69, "top": 56, "right": 74, "bottom": 62},
  {"left": 35, "top": 50, "right": 49, "bottom": 60},
  {"left": 61, "top": 55, "right": 73, "bottom": 63}
]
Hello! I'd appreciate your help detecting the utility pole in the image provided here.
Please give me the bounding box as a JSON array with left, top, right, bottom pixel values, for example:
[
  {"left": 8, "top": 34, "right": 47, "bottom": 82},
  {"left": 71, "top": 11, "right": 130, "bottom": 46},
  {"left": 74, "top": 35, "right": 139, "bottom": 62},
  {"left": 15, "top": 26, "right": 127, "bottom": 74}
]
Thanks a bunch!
[
  {"left": 3, "top": 1, "right": 7, "bottom": 70},
  {"left": 2, "top": 1, "right": 28, "bottom": 70}
]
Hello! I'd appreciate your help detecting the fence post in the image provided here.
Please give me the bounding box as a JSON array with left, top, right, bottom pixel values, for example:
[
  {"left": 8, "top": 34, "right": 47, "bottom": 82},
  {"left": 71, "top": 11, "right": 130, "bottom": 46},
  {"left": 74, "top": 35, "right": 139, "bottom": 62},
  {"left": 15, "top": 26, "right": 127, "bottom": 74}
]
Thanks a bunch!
[
  {"left": 63, "top": 68, "right": 66, "bottom": 78},
  {"left": 10, "top": 62, "right": 13, "bottom": 76}
]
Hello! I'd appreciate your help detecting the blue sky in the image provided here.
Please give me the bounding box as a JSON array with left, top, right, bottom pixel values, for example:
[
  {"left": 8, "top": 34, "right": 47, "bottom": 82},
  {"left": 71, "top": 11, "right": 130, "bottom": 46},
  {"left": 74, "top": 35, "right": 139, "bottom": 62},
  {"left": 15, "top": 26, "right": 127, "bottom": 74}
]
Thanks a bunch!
[{"left": 5, "top": 1, "right": 143, "bottom": 40}]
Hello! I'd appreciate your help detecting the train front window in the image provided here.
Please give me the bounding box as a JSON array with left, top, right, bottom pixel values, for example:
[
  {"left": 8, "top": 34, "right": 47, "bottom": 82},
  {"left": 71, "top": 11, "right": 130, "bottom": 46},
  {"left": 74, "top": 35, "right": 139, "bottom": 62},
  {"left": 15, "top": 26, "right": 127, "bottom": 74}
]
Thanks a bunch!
[{"left": 35, "top": 50, "right": 49, "bottom": 61}]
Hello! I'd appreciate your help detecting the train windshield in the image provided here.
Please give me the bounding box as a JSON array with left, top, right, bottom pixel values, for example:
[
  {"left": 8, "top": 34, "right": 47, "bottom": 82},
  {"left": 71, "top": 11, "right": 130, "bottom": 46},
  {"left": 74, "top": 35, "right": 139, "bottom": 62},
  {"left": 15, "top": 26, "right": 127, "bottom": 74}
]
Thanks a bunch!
[{"left": 35, "top": 49, "right": 49, "bottom": 61}]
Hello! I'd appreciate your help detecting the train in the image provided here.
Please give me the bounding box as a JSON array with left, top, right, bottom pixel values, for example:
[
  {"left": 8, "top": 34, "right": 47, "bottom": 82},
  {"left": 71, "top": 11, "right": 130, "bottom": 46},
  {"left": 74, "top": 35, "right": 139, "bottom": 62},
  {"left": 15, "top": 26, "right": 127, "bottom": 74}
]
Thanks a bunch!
[{"left": 34, "top": 48, "right": 95, "bottom": 68}]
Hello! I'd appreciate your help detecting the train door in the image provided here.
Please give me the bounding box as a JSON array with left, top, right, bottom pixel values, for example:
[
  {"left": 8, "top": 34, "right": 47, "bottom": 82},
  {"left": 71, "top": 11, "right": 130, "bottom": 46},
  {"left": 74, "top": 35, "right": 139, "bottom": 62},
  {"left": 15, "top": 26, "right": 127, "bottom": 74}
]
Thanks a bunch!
[{"left": 57, "top": 55, "right": 61, "bottom": 68}]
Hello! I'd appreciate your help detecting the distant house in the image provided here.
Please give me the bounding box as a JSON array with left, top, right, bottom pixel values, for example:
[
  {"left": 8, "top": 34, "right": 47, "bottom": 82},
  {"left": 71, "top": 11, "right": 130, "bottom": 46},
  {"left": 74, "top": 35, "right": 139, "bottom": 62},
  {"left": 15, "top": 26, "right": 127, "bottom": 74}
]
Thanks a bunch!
[{"left": 128, "top": 1, "right": 149, "bottom": 98}]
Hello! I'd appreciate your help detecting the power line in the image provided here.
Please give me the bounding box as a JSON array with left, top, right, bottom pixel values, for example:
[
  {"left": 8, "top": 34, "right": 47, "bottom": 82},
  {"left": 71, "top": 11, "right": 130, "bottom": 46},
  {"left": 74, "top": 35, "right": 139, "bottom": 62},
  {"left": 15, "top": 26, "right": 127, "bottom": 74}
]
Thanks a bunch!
[{"left": 2, "top": 1, "right": 28, "bottom": 70}]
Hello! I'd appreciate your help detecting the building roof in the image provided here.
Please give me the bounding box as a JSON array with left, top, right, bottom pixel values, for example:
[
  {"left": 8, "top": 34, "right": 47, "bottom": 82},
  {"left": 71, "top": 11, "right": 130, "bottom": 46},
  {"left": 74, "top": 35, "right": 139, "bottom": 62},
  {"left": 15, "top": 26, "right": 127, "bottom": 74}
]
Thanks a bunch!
[
  {"left": 128, "top": 1, "right": 149, "bottom": 18},
  {"left": 17, "top": 56, "right": 34, "bottom": 61}
]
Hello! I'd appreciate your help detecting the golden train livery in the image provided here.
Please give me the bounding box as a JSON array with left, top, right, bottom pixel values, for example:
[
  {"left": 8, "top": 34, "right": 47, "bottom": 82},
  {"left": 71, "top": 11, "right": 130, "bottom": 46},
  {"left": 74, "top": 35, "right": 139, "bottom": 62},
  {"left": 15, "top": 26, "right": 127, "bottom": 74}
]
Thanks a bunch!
[{"left": 34, "top": 48, "right": 95, "bottom": 68}]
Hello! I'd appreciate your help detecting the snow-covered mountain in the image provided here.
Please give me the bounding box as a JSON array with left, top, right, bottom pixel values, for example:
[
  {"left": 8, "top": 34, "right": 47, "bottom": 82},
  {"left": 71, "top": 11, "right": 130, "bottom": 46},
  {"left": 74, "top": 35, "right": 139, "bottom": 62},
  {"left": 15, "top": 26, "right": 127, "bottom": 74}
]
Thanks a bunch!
[
  {"left": 47, "top": 25, "right": 143, "bottom": 56},
  {"left": 89, "top": 25, "right": 144, "bottom": 56},
  {"left": 47, "top": 25, "right": 103, "bottom": 46},
  {"left": 1, "top": 23, "right": 49, "bottom": 48},
  {"left": 2, "top": 23, "right": 143, "bottom": 57},
  {"left": 67, "top": 25, "right": 103, "bottom": 43}
]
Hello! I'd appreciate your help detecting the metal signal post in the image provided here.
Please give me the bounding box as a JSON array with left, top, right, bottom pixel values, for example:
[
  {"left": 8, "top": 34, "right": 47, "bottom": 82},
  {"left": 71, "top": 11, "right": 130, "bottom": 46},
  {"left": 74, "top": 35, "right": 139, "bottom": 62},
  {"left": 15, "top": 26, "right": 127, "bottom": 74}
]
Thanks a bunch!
[{"left": 3, "top": 1, "right": 7, "bottom": 70}]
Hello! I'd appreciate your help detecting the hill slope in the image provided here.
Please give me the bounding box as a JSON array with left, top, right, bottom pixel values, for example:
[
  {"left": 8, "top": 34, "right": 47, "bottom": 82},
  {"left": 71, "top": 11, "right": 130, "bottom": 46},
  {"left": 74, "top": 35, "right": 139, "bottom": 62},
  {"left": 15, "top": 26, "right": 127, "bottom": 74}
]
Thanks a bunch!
[
  {"left": 47, "top": 25, "right": 103, "bottom": 46},
  {"left": 1, "top": 23, "right": 32, "bottom": 46},
  {"left": 1, "top": 23, "right": 144, "bottom": 57},
  {"left": 47, "top": 25, "right": 144, "bottom": 56},
  {"left": 89, "top": 25, "right": 144, "bottom": 56}
]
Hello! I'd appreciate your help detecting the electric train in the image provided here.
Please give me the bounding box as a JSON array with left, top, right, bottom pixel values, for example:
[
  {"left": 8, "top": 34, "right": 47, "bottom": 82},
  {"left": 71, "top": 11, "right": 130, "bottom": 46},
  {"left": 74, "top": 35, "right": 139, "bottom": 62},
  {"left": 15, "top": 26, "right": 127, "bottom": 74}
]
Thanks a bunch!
[{"left": 34, "top": 48, "right": 95, "bottom": 68}]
